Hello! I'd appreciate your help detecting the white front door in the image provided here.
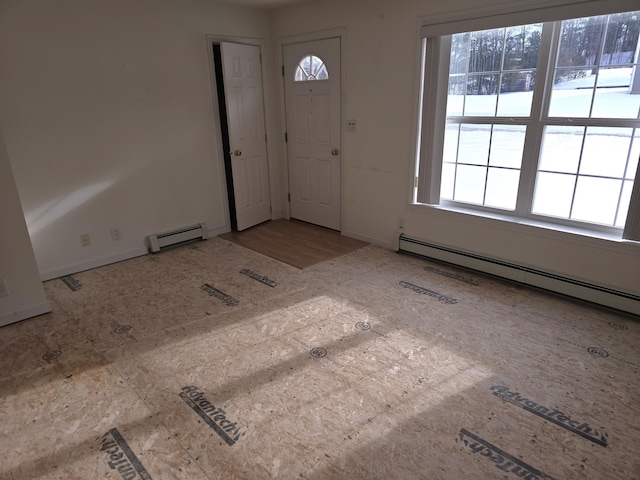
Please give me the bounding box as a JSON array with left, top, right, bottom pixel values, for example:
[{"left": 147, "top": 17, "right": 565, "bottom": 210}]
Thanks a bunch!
[
  {"left": 221, "top": 42, "right": 271, "bottom": 231},
  {"left": 283, "top": 38, "right": 341, "bottom": 230}
]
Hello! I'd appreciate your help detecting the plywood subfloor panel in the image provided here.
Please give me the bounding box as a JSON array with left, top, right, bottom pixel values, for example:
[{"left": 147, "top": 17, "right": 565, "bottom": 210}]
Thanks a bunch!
[
  {"left": 218, "top": 219, "right": 368, "bottom": 269},
  {"left": 1, "top": 238, "right": 638, "bottom": 479}
]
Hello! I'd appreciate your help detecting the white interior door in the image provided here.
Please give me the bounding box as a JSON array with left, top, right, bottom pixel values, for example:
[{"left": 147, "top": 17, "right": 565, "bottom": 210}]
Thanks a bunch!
[
  {"left": 283, "top": 38, "right": 341, "bottom": 230},
  {"left": 221, "top": 42, "right": 271, "bottom": 231}
]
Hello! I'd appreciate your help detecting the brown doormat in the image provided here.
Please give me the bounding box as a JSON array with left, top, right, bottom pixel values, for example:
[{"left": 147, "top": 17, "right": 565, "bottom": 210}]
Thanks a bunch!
[{"left": 218, "top": 219, "right": 368, "bottom": 269}]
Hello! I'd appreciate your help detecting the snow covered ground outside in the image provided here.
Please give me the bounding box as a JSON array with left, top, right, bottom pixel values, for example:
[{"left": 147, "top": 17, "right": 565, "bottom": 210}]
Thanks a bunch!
[{"left": 442, "top": 68, "right": 640, "bottom": 227}]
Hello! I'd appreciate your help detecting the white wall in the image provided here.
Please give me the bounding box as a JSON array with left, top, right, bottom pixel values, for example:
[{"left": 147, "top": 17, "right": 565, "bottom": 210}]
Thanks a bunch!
[
  {"left": 0, "top": 0, "right": 279, "bottom": 280},
  {"left": 0, "top": 127, "right": 51, "bottom": 327},
  {"left": 271, "top": 0, "right": 640, "bottom": 297},
  {"left": 1, "top": 0, "right": 638, "bottom": 301}
]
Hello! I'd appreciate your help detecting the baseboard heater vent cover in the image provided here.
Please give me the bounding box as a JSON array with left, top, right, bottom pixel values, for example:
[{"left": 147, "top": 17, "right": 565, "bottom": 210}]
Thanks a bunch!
[
  {"left": 398, "top": 234, "right": 640, "bottom": 316},
  {"left": 148, "top": 223, "right": 207, "bottom": 253}
]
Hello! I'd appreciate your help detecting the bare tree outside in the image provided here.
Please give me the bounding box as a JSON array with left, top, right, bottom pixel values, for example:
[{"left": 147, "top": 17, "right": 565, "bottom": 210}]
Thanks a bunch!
[{"left": 440, "top": 11, "right": 640, "bottom": 227}]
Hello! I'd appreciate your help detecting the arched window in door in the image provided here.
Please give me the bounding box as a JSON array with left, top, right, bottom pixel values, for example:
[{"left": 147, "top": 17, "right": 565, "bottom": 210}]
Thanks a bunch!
[{"left": 294, "top": 54, "right": 329, "bottom": 81}]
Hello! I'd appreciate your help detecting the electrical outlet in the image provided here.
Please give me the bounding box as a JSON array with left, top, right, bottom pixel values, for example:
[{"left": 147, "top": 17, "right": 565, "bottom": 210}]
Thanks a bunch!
[
  {"left": 0, "top": 278, "right": 9, "bottom": 298},
  {"left": 110, "top": 228, "right": 122, "bottom": 241},
  {"left": 398, "top": 216, "right": 405, "bottom": 229},
  {"left": 80, "top": 233, "right": 91, "bottom": 246}
]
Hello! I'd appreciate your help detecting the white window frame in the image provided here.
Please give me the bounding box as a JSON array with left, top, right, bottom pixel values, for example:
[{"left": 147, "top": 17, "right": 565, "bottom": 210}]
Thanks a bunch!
[{"left": 415, "top": 0, "right": 640, "bottom": 242}]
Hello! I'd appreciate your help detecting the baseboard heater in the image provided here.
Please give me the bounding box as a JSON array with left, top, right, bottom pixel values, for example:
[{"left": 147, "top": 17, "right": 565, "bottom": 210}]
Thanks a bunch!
[
  {"left": 398, "top": 234, "right": 640, "bottom": 316},
  {"left": 148, "top": 223, "right": 207, "bottom": 253}
]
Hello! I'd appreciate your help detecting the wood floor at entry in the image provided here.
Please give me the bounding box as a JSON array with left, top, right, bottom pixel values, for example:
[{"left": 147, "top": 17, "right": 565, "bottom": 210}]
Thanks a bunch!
[{"left": 219, "top": 219, "right": 367, "bottom": 269}]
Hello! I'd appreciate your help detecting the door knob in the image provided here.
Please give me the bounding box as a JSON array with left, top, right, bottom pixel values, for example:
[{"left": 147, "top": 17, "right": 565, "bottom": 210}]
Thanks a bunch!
[
  {"left": 331, "top": 148, "right": 339, "bottom": 156},
  {"left": 233, "top": 150, "right": 242, "bottom": 156}
]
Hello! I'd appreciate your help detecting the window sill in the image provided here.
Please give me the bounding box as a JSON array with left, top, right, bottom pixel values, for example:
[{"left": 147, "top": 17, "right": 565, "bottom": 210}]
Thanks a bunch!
[{"left": 407, "top": 202, "right": 640, "bottom": 254}]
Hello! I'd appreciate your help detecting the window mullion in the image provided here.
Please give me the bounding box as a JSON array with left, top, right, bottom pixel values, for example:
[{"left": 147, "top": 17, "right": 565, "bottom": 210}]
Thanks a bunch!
[
  {"left": 515, "top": 21, "right": 558, "bottom": 217},
  {"left": 567, "top": 129, "right": 589, "bottom": 220}
]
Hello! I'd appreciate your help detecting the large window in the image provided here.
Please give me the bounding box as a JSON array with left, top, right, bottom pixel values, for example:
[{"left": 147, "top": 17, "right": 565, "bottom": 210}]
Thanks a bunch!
[{"left": 416, "top": 7, "right": 640, "bottom": 240}]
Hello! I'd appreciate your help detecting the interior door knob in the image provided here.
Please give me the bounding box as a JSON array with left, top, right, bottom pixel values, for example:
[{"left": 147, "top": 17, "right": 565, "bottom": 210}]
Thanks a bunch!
[
  {"left": 331, "top": 148, "right": 339, "bottom": 156},
  {"left": 234, "top": 150, "right": 242, "bottom": 156}
]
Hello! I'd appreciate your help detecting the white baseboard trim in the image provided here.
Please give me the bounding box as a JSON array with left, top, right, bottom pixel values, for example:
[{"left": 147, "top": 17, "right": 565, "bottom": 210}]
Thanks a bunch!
[
  {"left": 206, "top": 224, "right": 231, "bottom": 238},
  {"left": 343, "top": 230, "right": 393, "bottom": 249},
  {"left": 398, "top": 234, "right": 640, "bottom": 316},
  {"left": 39, "top": 226, "right": 232, "bottom": 282},
  {"left": 40, "top": 247, "right": 148, "bottom": 281},
  {"left": 0, "top": 301, "right": 52, "bottom": 328},
  {"left": 270, "top": 210, "right": 285, "bottom": 220}
]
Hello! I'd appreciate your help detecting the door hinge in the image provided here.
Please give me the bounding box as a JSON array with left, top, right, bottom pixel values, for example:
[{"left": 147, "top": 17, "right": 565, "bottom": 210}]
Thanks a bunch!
[
  {"left": 288, "top": 193, "right": 291, "bottom": 202},
  {"left": 415, "top": 176, "right": 419, "bottom": 188},
  {"left": 281, "top": 65, "right": 285, "bottom": 76},
  {"left": 285, "top": 132, "right": 288, "bottom": 143}
]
